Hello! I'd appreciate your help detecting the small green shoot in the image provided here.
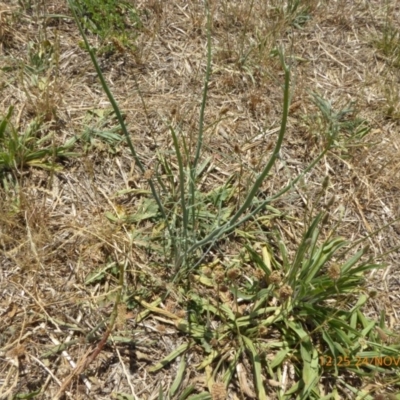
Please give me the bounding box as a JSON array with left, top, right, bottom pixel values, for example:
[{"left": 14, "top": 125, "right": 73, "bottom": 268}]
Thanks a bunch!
[
  {"left": 309, "top": 93, "right": 372, "bottom": 155},
  {"left": 373, "top": 22, "right": 400, "bottom": 67},
  {"left": 81, "top": 109, "right": 125, "bottom": 152}
]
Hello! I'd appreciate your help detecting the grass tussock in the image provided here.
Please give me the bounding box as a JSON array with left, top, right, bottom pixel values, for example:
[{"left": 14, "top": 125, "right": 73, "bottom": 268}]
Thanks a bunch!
[{"left": 1, "top": 0, "right": 400, "bottom": 399}]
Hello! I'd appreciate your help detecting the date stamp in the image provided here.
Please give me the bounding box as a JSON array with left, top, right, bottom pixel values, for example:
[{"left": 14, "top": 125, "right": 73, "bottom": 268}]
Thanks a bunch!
[{"left": 320, "top": 355, "right": 400, "bottom": 368}]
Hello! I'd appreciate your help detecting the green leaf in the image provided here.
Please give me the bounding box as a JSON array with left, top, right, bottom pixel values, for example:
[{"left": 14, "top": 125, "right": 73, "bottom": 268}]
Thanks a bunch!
[
  {"left": 286, "top": 320, "right": 320, "bottom": 397},
  {"left": 242, "top": 335, "right": 267, "bottom": 400},
  {"left": 148, "top": 342, "right": 189, "bottom": 373},
  {"left": 105, "top": 211, "right": 121, "bottom": 223},
  {"left": 222, "top": 349, "right": 242, "bottom": 386},
  {"left": 126, "top": 198, "right": 159, "bottom": 223},
  {"left": 178, "top": 386, "right": 196, "bottom": 400},
  {"left": 170, "top": 355, "right": 186, "bottom": 397},
  {"left": 114, "top": 394, "right": 136, "bottom": 400},
  {"left": 197, "top": 350, "right": 221, "bottom": 370},
  {"left": 340, "top": 248, "right": 364, "bottom": 274},
  {"left": 302, "top": 237, "right": 346, "bottom": 284},
  {"left": 350, "top": 294, "right": 368, "bottom": 312},
  {"left": 321, "top": 330, "right": 339, "bottom": 375},
  {"left": 291, "top": 213, "right": 322, "bottom": 274},
  {"left": 300, "top": 344, "right": 319, "bottom": 398},
  {"left": 186, "top": 393, "right": 212, "bottom": 400},
  {"left": 14, "top": 390, "right": 41, "bottom": 399},
  {"left": 0, "top": 106, "right": 13, "bottom": 140},
  {"left": 85, "top": 262, "right": 117, "bottom": 284},
  {"left": 270, "top": 348, "right": 290, "bottom": 369}
]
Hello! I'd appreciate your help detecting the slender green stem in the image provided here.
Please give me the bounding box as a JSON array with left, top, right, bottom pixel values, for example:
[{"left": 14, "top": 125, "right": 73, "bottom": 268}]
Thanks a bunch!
[
  {"left": 228, "top": 54, "right": 290, "bottom": 227},
  {"left": 185, "top": 1, "right": 212, "bottom": 271},
  {"left": 68, "top": 0, "right": 173, "bottom": 244},
  {"left": 183, "top": 52, "right": 292, "bottom": 259},
  {"left": 193, "top": 3, "right": 212, "bottom": 170},
  {"left": 170, "top": 126, "right": 189, "bottom": 269},
  {"left": 186, "top": 147, "right": 329, "bottom": 270},
  {"left": 238, "top": 0, "right": 254, "bottom": 62}
]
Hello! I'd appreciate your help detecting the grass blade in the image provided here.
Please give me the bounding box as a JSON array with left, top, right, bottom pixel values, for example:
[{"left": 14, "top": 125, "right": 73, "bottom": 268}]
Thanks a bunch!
[
  {"left": 169, "top": 355, "right": 187, "bottom": 397},
  {"left": 242, "top": 335, "right": 267, "bottom": 400},
  {"left": 148, "top": 342, "right": 189, "bottom": 373}
]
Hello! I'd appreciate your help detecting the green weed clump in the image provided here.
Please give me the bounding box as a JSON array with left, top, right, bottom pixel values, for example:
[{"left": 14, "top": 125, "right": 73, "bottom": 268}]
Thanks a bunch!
[
  {"left": 69, "top": 0, "right": 399, "bottom": 398},
  {"left": 0, "top": 106, "right": 76, "bottom": 177},
  {"left": 374, "top": 23, "right": 400, "bottom": 67},
  {"left": 146, "top": 213, "right": 397, "bottom": 399}
]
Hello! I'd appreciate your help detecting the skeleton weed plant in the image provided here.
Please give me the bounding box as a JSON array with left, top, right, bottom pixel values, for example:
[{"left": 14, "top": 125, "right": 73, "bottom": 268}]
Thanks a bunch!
[
  {"left": 68, "top": 0, "right": 327, "bottom": 276},
  {"left": 69, "top": 1, "right": 399, "bottom": 398}
]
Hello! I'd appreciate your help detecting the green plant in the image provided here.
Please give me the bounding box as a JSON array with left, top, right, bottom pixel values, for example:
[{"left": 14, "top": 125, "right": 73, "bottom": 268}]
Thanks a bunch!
[
  {"left": 145, "top": 214, "right": 398, "bottom": 399},
  {"left": 16, "top": 23, "right": 64, "bottom": 122},
  {"left": 0, "top": 106, "right": 77, "bottom": 176},
  {"left": 25, "top": 40, "right": 54, "bottom": 74},
  {"left": 68, "top": 1, "right": 399, "bottom": 398},
  {"left": 285, "top": 0, "right": 313, "bottom": 28},
  {"left": 80, "top": 108, "right": 125, "bottom": 152},
  {"left": 71, "top": 0, "right": 141, "bottom": 54},
  {"left": 311, "top": 93, "right": 372, "bottom": 153},
  {"left": 374, "top": 22, "right": 400, "bottom": 66}
]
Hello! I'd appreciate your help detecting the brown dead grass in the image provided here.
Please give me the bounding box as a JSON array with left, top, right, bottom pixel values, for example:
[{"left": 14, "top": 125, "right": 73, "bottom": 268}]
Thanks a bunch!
[{"left": 1, "top": 0, "right": 400, "bottom": 399}]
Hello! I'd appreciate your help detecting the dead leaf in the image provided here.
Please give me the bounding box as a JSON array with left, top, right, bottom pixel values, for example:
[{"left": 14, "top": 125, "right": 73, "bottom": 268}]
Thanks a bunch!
[{"left": 237, "top": 363, "right": 256, "bottom": 398}]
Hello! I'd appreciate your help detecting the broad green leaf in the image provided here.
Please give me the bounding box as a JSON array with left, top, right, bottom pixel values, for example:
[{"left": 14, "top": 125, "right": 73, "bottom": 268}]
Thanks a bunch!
[
  {"left": 126, "top": 198, "right": 159, "bottom": 223},
  {"left": 244, "top": 244, "right": 270, "bottom": 277},
  {"left": 291, "top": 228, "right": 314, "bottom": 273},
  {"left": 196, "top": 156, "right": 212, "bottom": 177},
  {"left": 300, "top": 344, "right": 319, "bottom": 399},
  {"left": 179, "top": 386, "right": 196, "bottom": 400},
  {"left": 175, "top": 320, "right": 207, "bottom": 339},
  {"left": 279, "top": 240, "right": 289, "bottom": 271},
  {"left": 284, "top": 380, "right": 300, "bottom": 396},
  {"left": 105, "top": 211, "right": 121, "bottom": 223},
  {"left": 350, "top": 294, "right": 368, "bottom": 312},
  {"left": 179, "top": 385, "right": 196, "bottom": 400},
  {"left": 302, "top": 237, "right": 346, "bottom": 284},
  {"left": 262, "top": 245, "right": 272, "bottom": 272}
]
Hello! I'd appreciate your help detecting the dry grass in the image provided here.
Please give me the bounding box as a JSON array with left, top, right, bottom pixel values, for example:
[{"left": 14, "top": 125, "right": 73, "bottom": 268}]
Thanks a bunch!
[{"left": 1, "top": 0, "right": 400, "bottom": 399}]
